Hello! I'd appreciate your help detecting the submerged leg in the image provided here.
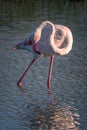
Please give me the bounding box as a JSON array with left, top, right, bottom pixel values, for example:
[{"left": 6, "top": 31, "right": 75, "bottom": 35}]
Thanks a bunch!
[
  {"left": 17, "top": 59, "right": 36, "bottom": 88},
  {"left": 47, "top": 56, "right": 54, "bottom": 89}
]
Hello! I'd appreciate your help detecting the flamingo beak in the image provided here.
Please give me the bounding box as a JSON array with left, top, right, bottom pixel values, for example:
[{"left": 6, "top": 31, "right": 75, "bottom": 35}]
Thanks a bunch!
[
  {"left": 12, "top": 43, "right": 19, "bottom": 50},
  {"left": 12, "top": 41, "right": 24, "bottom": 50},
  {"left": 12, "top": 45, "right": 17, "bottom": 50}
]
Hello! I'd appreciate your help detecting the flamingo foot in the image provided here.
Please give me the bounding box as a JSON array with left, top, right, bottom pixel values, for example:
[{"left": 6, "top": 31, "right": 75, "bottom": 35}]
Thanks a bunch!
[
  {"left": 17, "top": 81, "right": 22, "bottom": 88},
  {"left": 17, "top": 81, "right": 26, "bottom": 93}
]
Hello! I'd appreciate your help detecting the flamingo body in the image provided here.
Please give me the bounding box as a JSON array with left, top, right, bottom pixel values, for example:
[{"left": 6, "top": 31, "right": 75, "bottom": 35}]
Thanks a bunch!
[
  {"left": 35, "top": 21, "right": 73, "bottom": 56},
  {"left": 12, "top": 21, "right": 73, "bottom": 89}
]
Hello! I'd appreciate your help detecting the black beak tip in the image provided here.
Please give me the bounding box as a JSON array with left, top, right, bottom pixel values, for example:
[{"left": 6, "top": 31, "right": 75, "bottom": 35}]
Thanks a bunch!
[{"left": 12, "top": 45, "right": 18, "bottom": 50}]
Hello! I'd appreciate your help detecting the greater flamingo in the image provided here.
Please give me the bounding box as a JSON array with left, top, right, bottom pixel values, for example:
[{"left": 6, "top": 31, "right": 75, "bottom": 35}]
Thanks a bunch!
[{"left": 12, "top": 21, "right": 73, "bottom": 89}]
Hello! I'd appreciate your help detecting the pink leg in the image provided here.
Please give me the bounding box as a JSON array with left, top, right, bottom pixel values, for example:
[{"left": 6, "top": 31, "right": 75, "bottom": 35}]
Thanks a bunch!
[
  {"left": 47, "top": 56, "right": 54, "bottom": 89},
  {"left": 17, "top": 59, "right": 36, "bottom": 88}
]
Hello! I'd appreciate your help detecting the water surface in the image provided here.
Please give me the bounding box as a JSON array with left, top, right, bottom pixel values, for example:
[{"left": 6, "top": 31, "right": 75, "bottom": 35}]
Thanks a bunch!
[{"left": 0, "top": 0, "right": 87, "bottom": 130}]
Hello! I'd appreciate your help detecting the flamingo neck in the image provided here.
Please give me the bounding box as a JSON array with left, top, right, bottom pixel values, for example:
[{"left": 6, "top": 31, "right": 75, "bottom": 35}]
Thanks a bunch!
[
  {"left": 33, "top": 21, "right": 56, "bottom": 55},
  {"left": 35, "top": 21, "right": 55, "bottom": 43}
]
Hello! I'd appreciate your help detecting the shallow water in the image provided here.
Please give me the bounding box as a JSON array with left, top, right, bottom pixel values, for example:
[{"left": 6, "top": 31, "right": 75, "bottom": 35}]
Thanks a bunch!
[{"left": 0, "top": 0, "right": 87, "bottom": 130}]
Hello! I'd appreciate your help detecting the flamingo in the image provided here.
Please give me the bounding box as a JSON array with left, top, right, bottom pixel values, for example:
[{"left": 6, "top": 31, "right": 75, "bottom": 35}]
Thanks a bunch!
[{"left": 12, "top": 21, "right": 73, "bottom": 89}]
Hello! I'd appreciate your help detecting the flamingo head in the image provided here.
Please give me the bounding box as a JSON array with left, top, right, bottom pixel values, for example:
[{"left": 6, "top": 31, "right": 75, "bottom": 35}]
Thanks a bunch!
[{"left": 12, "top": 39, "right": 33, "bottom": 51}]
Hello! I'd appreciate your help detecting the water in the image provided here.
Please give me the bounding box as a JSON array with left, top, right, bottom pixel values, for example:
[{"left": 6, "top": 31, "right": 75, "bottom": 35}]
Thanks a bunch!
[{"left": 0, "top": 0, "right": 87, "bottom": 130}]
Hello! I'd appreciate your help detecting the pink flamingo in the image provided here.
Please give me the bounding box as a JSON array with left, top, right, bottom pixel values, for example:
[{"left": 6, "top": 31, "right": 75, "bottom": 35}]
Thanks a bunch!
[{"left": 12, "top": 21, "right": 73, "bottom": 89}]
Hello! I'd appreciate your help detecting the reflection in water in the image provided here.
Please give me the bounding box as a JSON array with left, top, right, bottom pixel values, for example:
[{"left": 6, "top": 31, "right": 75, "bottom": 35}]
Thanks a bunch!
[{"left": 19, "top": 92, "right": 80, "bottom": 130}]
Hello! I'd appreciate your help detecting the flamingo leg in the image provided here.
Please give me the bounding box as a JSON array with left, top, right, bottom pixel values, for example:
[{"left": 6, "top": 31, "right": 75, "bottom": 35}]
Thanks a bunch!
[
  {"left": 17, "top": 59, "right": 36, "bottom": 88},
  {"left": 47, "top": 56, "right": 54, "bottom": 89}
]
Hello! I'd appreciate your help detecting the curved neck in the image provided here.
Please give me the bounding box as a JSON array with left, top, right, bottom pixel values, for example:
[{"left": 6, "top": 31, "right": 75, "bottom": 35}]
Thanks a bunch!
[
  {"left": 56, "top": 29, "right": 73, "bottom": 55},
  {"left": 34, "top": 21, "right": 55, "bottom": 43}
]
